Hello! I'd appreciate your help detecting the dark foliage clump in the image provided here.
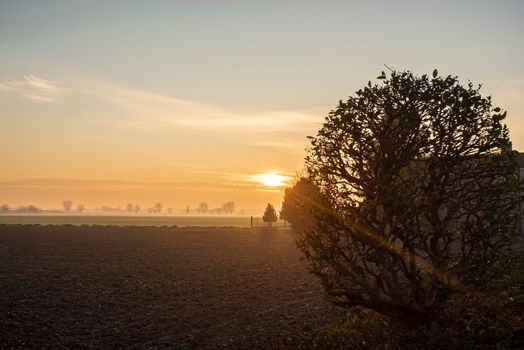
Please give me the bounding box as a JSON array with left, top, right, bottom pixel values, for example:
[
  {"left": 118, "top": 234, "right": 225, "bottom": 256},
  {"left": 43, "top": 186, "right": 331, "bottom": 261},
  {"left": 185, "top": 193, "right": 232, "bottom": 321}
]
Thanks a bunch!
[
  {"left": 282, "top": 69, "right": 522, "bottom": 328},
  {"left": 263, "top": 203, "right": 278, "bottom": 228},
  {"left": 275, "top": 253, "right": 524, "bottom": 349}
]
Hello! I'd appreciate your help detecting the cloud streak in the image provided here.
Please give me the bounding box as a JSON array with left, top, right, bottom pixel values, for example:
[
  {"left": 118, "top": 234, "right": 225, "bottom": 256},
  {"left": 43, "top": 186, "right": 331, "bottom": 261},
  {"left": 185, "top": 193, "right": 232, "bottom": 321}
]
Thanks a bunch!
[
  {"left": 0, "top": 73, "right": 322, "bottom": 135},
  {"left": 84, "top": 80, "right": 321, "bottom": 133},
  {"left": 0, "top": 75, "right": 60, "bottom": 102}
]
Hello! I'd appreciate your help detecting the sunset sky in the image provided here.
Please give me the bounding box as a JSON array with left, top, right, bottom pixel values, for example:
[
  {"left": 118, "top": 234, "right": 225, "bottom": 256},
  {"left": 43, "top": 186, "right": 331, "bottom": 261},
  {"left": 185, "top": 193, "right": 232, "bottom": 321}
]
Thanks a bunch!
[{"left": 1, "top": 0, "right": 523, "bottom": 212}]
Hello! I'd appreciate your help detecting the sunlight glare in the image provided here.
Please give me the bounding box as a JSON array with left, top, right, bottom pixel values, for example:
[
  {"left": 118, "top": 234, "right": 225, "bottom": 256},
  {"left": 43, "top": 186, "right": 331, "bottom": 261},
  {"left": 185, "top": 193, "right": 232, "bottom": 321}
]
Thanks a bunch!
[{"left": 255, "top": 173, "right": 290, "bottom": 187}]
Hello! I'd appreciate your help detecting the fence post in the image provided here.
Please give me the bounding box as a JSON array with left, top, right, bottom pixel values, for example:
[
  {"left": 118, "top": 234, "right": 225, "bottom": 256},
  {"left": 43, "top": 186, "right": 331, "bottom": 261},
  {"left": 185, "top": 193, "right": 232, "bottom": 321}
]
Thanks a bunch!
[{"left": 250, "top": 216, "right": 253, "bottom": 228}]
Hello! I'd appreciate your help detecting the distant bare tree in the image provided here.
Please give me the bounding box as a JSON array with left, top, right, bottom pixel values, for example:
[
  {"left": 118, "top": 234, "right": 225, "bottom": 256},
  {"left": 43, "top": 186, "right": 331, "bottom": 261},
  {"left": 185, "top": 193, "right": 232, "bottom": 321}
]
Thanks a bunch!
[
  {"left": 26, "top": 205, "right": 40, "bottom": 213},
  {"left": 126, "top": 203, "right": 134, "bottom": 213},
  {"left": 77, "top": 204, "right": 85, "bottom": 213},
  {"left": 186, "top": 205, "right": 190, "bottom": 214},
  {"left": 154, "top": 202, "right": 162, "bottom": 214},
  {"left": 63, "top": 200, "right": 73, "bottom": 212},
  {"left": 197, "top": 202, "right": 208, "bottom": 214},
  {"left": 222, "top": 201, "right": 236, "bottom": 214}
]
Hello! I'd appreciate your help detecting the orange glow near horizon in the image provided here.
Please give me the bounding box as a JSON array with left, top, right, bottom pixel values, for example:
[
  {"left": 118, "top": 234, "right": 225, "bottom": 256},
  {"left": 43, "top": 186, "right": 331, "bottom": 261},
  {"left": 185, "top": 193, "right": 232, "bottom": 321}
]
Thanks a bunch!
[{"left": 1, "top": 2, "right": 523, "bottom": 213}]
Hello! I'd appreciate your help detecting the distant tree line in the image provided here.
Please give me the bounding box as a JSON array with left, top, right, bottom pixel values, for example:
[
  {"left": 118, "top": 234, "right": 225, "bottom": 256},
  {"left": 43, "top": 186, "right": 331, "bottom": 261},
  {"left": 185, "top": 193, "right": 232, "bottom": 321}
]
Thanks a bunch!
[
  {"left": 126, "top": 203, "right": 141, "bottom": 213},
  {"left": 0, "top": 204, "right": 41, "bottom": 213},
  {"left": 0, "top": 200, "right": 240, "bottom": 215},
  {"left": 190, "top": 201, "right": 236, "bottom": 214}
]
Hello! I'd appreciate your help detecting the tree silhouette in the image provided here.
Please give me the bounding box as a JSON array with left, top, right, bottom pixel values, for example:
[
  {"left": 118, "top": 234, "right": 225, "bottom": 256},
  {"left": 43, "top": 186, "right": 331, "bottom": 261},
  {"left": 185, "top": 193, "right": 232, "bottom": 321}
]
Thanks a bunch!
[
  {"left": 280, "top": 177, "right": 322, "bottom": 229},
  {"left": 154, "top": 202, "right": 162, "bottom": 214},
  {"left": 26, "top": 205, "right": 39, "bottom": 213},
  {"left": 197, "top": 202, "right": 208, "bottom": 214},
  {"left": 222, "top": 201, "right": 235, "bottom": 214},
  {"left": 283, "top": 69, "right": 521, "bottom": 326},
  {"left": 262, "top": 203, "right": 278, "bottom": 228},
  {"left": 63, "top": 200, "right": 73, "bottom": 212},
  {"left": 126, "top": 203, "right": 134, "bottom": 213},
  {"left": 77, "top": 204, "right": 85, "bottom": 213}
]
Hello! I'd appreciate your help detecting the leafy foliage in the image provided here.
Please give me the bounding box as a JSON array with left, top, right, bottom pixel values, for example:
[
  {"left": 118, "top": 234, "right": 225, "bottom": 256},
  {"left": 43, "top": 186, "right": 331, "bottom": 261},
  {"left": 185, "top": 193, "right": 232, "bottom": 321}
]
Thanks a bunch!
[
  {"left": 280, "top": 178, "right": 322, "bottom": 227},
  {"left": 263, "top": 203, "right": 278, "bottom": 227},
  {"left": 276, "top": 253, "right": 524, "bottom": 349},
  {"left": 283, "top": 69, "right": 521, "bottom": 325}
]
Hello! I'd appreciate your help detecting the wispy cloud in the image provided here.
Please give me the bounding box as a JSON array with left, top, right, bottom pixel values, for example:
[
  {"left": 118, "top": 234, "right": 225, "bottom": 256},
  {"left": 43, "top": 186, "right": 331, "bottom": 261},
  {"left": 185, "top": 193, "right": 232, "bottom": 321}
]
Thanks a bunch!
[
  {"left": 78, "top": 79, "right": 321, "bottom": 133},
  {"left": 0, "top": 72, "right": 323, "bottom": 150},
  {"left": 247, "top": 140, "right": 309, "bottom": 151},
  {"left": 0, "top": 75, "right": 60, "bottom": 102},
  {"left": 3, "top": 73, "right": 320, "bottom": 133}
]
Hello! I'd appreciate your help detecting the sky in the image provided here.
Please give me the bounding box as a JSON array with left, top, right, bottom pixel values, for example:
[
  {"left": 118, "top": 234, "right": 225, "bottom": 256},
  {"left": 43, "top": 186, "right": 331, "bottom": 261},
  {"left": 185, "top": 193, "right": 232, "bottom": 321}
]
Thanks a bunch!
[{"left": 0, "top": 0, "right": 523, "bottom": 212}]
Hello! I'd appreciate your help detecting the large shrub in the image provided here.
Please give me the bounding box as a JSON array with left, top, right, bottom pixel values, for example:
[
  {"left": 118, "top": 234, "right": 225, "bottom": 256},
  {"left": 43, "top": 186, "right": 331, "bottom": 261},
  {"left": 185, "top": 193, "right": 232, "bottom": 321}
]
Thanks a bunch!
[{"left": 282, "top": 69, "right": 521, "bottom": 326}]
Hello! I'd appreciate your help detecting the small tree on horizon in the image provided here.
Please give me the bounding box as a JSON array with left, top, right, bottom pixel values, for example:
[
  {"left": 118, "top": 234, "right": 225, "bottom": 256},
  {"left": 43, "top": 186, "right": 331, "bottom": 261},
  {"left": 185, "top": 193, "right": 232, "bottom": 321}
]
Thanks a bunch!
[
  {"left": 262, "top": 203, "right": 278, "bottom": 228},
  {"left": 63, "top": 200, "right": 73, "bottom": 212},
  {"left": 197, "top": 202, "right": 208, "bottom": 214},
  {"left": 77, "top": 204, "right": 85, "bottom": 213},
  {"left": 222, "top": 201, "right": 235, "bottom": 214}
]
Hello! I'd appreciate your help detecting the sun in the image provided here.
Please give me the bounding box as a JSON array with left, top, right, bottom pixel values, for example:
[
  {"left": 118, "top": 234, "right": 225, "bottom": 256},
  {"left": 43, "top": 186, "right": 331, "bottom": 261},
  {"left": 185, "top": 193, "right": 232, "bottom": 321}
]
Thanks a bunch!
[{"left": 255, "top": 173, "right": 290, "bottom": 187}]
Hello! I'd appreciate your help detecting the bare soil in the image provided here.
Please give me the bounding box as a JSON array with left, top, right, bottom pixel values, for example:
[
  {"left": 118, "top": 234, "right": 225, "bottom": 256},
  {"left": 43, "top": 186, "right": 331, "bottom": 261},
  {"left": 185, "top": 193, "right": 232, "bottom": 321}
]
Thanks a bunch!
[{"left": 0, "top": 225, "right": 344, "bottom": 349}]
